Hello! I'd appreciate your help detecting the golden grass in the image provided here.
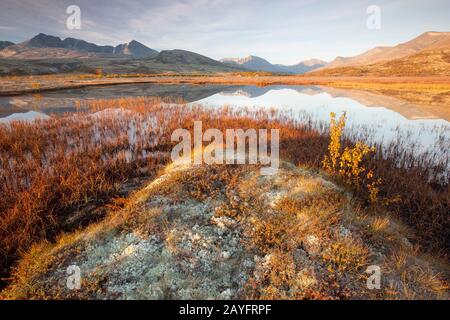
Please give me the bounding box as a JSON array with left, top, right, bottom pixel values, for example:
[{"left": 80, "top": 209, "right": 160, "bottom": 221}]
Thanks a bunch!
[{"left": 1, "top": 73, "right": 450, "bottom": 97}]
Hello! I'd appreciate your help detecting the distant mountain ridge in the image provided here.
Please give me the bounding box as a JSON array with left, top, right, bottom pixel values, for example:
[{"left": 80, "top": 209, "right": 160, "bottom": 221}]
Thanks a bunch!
[
  {"left": 222, "top": 56, "right": 281, "bottom": 73},
  {"left": 0, "top": 41, "right": 14, "bottom": 50},
  {"left": 221, "top": 55, "right": 327, "bottom": 74},
  {"left": 0, "top": 33, "right": 158, "bottom": 58},
  {"left": 275, "top": 59, "right": 328, "bottom": 74},
  {"left": 0, "top": 35, "right": 244, "bottom": 75},
  {"left": 113, "top": 40, "right": 158, "bottom": 58}
]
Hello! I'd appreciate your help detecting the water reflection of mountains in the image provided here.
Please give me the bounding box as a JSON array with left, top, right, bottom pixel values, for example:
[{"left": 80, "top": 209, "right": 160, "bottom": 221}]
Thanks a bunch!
[
  {"left": 0, "top": 84, "right": 237, "bottom": 117},
  {"left": 217, "top": 85, "right": 450, "bottom": 121},
  {"left": 0, "top": 84, "right": 448, "bottom": 121}
]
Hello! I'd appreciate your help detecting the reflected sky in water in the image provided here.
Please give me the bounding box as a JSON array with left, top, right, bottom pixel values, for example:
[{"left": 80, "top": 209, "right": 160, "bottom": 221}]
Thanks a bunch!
[{"left": 192, "top": 86, "right": 449, "bottom": 158}]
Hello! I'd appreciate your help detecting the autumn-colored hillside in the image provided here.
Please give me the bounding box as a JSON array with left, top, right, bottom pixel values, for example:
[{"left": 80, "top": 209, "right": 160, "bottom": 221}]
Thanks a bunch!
[{"left": 309, "top": 49, "right": 450, "bottom": 77}]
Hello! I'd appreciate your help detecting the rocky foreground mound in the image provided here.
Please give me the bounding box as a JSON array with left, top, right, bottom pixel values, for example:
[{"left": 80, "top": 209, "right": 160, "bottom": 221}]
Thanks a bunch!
[{"left": 2, "top": 161, "right": 448, "bottom": 299}]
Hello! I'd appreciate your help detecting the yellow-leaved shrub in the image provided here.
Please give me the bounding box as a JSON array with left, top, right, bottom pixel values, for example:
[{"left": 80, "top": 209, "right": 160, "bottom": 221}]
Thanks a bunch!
[{"left": 322, "top": 112, "right": 380, "bottom": 203}]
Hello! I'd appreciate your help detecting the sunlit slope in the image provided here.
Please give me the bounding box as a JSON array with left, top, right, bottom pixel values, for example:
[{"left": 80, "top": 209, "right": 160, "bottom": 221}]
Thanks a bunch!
[
  {"left": 320, "top": 31, "right": 450, "bottom": 70},
  {"left": 310, "top": 48, "right": 450, "bottom": 76}
]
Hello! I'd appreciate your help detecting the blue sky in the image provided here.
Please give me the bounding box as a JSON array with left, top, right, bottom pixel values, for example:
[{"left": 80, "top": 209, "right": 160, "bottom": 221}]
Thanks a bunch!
[{"left": 0, "top": 0, "right": 449, "bottom": 64}]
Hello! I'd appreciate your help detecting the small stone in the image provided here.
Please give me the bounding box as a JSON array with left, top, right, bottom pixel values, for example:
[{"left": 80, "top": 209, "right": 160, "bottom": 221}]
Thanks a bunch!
[
  {"left": 338, "top": 226, "right": 351, "bottom": 237},
  {"left": 222, "top": 251, "right": 231, "bottom": 260},
  {"left": 220, "top": 288, "right": 233, "bottom": 299},
  {"left": 401, "top": 237, "right": 413, "bottom": 249},
  {"left": 304, "top": 235, "right": 320, "bottom": 255}
]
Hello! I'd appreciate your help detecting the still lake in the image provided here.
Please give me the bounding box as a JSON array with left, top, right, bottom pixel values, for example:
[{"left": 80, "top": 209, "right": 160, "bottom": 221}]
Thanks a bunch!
[{"left": 0, "top": 84, "right": 448, "bottom": 160}]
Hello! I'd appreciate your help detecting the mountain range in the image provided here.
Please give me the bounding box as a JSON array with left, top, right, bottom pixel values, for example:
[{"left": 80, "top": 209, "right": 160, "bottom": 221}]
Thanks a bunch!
[
  {"left": 0, "top": 34, "right": 325, "bottom": 75},
  {"left": 0, "top": 33, "right": 158, "bottom": 59},
  {"left": 221, "top": 55, "right": 327, "bottom": 74},
  {"left": 0, "top": 31, "right": 449, "bottom": 76}
]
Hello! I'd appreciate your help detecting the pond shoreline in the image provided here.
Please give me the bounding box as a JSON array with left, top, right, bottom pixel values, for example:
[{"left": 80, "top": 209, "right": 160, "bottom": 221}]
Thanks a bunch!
[{"left": 1, "top": 75, "right": 450, "bottom": 96}]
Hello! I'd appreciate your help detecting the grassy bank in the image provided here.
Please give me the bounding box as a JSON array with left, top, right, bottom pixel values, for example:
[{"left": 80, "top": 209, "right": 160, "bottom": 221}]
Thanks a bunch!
[{"left": 1, "top": 73, "right": 450, "bottom": 97}]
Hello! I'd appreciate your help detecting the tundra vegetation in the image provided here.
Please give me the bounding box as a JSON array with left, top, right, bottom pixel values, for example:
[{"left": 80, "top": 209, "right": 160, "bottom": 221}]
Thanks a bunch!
[{"left": 0, "top": 97, "right": 448, "bottom": 298}]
